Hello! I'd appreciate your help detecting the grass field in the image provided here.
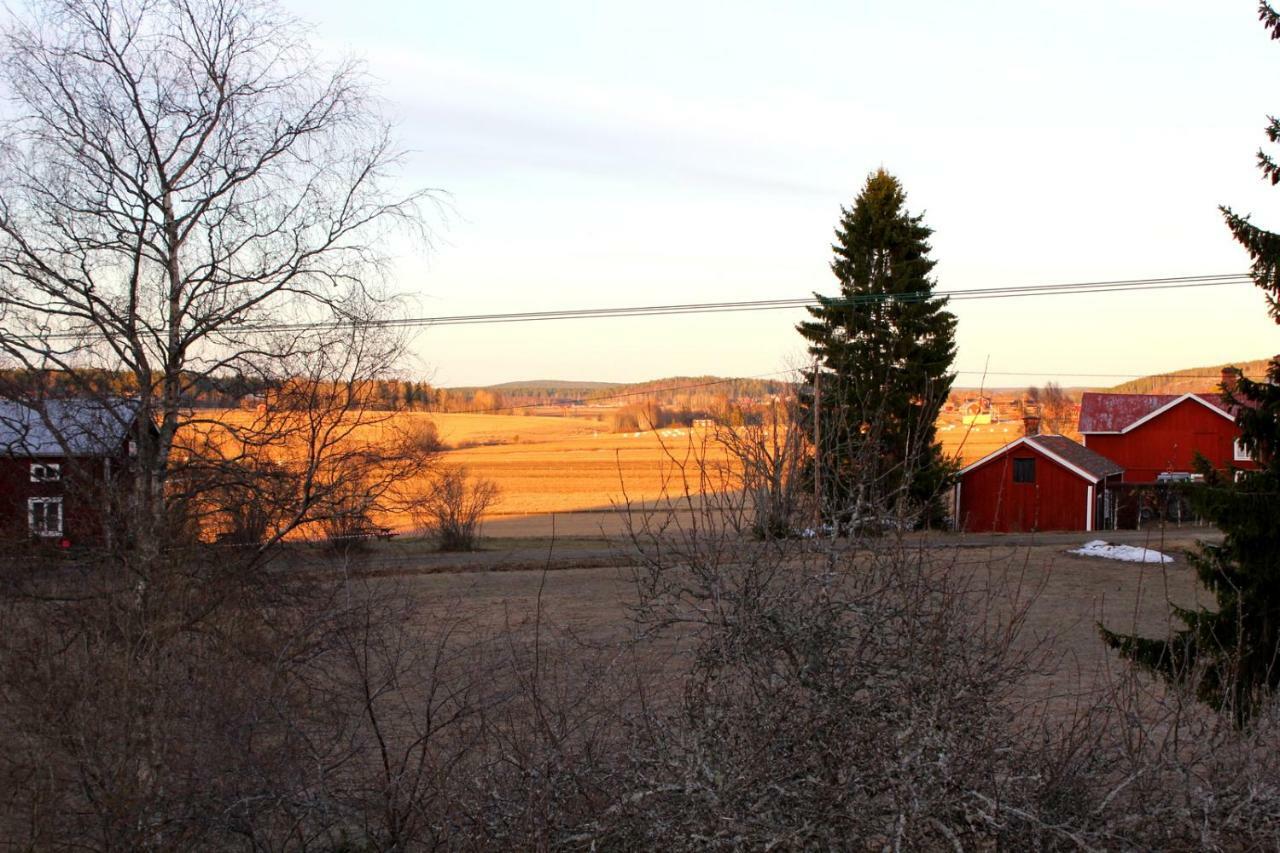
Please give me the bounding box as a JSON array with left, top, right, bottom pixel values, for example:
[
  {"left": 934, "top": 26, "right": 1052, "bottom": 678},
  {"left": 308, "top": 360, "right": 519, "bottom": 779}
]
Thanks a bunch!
[
  {"left": 194, "top": 408, "right": 1079, "bottom": 538},
  {"left": 385, "top": 531, "right": 1212, "bottom": 704},
  {"left": 426, "top": 413, "right": 736, "bottom": 536}
]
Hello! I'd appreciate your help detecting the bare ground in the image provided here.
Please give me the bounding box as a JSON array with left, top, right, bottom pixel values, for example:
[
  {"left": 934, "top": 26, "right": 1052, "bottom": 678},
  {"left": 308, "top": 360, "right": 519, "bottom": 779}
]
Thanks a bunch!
[{"left": 299, "top": 526, "right": 1217, "bottom": 711}]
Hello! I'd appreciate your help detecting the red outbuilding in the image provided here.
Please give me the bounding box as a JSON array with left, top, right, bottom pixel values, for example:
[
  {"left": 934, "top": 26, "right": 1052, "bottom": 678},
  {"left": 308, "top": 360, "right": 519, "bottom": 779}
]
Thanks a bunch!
[
  {"left": 954, "top": 433, "right": 1123, "bottom": 533},
  {"left": 0, "top": 398, "right": 141, "bottom": 546},
  {"left": 1078, "top": 390, "right": 1257, "bottom": 484}
]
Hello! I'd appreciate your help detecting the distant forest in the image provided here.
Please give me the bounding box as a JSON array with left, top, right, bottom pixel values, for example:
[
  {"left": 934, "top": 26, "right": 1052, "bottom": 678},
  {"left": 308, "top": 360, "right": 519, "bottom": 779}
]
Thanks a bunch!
[
  {"left": 439, "top": 376, "right": 793, "bottom": 414},
  {"left": 0, "top": 369, "right": 793, "bottom": 415},
  {"left": 1108, "top": 359, "right": 1272, "bottom": 395}
]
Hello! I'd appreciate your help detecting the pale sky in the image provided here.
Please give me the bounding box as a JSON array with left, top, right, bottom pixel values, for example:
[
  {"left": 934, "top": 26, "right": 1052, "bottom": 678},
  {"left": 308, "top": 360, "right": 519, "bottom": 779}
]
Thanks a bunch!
[{"left": 288, "top": 0, "right": 1280, "bottom": 388}]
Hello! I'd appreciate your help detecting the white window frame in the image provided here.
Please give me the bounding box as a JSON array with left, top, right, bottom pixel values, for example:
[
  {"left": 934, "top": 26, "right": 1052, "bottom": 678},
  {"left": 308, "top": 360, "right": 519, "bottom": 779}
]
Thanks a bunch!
[
  {"left": 1234, "top": 439, "right": 1253, "bottom": 462},
  {"left": 28, "top": 497, "right": 63, "bottom": 537},
  {"left": 29, "top": 462, "right": 61, "bottom": 483}
]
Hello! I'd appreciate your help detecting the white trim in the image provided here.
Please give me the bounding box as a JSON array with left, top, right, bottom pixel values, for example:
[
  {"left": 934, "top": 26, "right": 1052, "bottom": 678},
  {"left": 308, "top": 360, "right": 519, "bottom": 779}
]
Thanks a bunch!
[
  {"left": 27, "top": 496, "right": 63, "bottom": 537},
  {"left": 1234, "top": 439, "right": 1253, "bottom": 462},
  {"left": 1080, "top": 393, "right": 1234, "bottom": 435},
  {"left": 957, "top": 435, "right": 1105, "bottom": 484},
  {"left": 1086, "top": 484, "right": 1095, "bottom": 531},
  {"left": 29, "top": 462, "right": 60, "bottom": 482}
]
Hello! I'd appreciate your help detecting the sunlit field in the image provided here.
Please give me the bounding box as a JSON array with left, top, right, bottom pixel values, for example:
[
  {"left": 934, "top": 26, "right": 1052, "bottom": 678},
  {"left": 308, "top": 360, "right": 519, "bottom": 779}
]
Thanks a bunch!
[
  {"left": 191, "top": 407, "right": 1082, "bottom": 538},
  {"left": 424, "top": 413, "right": 737, "bottom": 536}
]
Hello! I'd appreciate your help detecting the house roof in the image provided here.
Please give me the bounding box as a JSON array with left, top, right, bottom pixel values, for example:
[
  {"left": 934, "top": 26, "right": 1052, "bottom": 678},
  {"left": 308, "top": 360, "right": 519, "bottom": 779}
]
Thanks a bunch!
[
  {"left": 0, "top": 398, "right": 141, "bottom": 457},
  {"left": 1077, "top": 392, "right": 1232, "bottom": 434},
  {"left": 1026, "top": 434, "right": 1124, "bottom": 480},
  {"left": 958, "top": 433, "right": 1123, "bottom": 484}
]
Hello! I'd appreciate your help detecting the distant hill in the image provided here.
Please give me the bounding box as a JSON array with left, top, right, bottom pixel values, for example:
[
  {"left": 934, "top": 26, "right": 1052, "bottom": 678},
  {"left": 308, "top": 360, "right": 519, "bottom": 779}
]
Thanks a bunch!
[
  {"left": 441, "top": 375, "right": 795, "bottom": 412},
  {"left": 483, "top": 379, "right": 621, "bottom": 392},
  {"left": 1110, "top": 358, "right": 1273, "bottom": 395}
]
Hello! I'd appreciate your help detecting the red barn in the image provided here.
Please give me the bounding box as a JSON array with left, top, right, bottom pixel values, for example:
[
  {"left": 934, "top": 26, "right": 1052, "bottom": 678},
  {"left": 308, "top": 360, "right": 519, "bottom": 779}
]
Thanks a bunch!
[
  {"left": 0, "top": 398, "right": 141, "bottom": 546},
  {"left": 1078, "top": 391, "right": 1257, "bottom": 484},
  {"left": 955, "top": 434, "right": 1123, "bottom": 532}
]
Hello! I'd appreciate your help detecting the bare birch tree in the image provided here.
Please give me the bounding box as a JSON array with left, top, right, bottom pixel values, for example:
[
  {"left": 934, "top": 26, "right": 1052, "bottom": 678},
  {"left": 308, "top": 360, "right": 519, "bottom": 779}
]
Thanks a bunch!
[{"left": 0, "top": 0, "right": 432, "bottom": 553}]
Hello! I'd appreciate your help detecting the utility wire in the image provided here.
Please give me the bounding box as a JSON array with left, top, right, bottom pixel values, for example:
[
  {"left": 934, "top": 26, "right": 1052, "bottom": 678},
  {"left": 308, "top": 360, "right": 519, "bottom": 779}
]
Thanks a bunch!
[
  {"left": 30, "top": 272, "right": 1254, "bottom": 340},
  {"left": 261, "top": 273, "right": 1252, "bottom": 331}
]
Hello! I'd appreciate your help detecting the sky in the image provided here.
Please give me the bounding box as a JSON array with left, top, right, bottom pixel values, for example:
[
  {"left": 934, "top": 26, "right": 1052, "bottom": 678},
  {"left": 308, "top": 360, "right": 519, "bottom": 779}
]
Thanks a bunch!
[{"left": 286, "top": 0, "right": 1280, "bottom": 388}]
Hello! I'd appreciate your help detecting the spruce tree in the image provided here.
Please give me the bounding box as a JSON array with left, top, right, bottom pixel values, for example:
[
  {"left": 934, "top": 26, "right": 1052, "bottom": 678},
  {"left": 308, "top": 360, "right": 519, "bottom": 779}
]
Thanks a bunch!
[
  {"left": 1102, "top": 3, "right": 1280, "bottom": 723},
  {"left": 797, "top": 169, "right": 957, "bottom": 528}
]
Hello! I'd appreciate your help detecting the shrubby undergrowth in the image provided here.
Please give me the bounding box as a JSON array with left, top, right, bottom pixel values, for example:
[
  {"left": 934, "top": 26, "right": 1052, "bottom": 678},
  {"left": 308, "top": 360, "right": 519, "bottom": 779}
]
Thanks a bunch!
[{"left": 5, "top": 519, "right": 1280, "bottom": 850}]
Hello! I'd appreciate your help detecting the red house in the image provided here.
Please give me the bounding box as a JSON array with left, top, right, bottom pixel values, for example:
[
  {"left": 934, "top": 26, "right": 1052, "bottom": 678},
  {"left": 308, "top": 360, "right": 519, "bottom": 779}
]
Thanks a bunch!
[
  {"left": 0, "top": 398, "right": 141, "bottom": 546},
  {"left": 954, "top": 432, "right": 1123, "bottom": 533},
  {"left": 1078, "top": 390, "right": 1256, "bottom": 484}
]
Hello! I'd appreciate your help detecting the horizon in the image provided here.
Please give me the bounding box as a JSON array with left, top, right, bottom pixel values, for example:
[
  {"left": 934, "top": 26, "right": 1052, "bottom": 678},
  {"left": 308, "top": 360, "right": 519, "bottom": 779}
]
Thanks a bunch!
[
  {"left": 440, "top": 354, "right": 1275, "bottom": 393},
  {"left": 285, "top": 0, "right": 1280, "bottom": 388}
]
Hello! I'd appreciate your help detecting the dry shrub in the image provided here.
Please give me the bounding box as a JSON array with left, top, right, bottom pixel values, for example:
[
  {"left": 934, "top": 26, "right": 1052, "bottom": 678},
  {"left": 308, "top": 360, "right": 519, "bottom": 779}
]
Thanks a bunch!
[
  {"left": 414, "top": 465, "right": 500, "bottom": 551},
  {"left": 8, "top": 470, "right": 1280, "bottom": 848},
  {"left": 401, "top": 417, "right": 446, "bottom": 454}
]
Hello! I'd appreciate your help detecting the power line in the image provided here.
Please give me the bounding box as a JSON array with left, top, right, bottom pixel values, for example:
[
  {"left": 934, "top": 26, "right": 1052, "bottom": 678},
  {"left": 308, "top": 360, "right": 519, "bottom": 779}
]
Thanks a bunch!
[
  {"left": 273, "top": 273, "right": 1253, "bottom": 331},
  {"left": 30, "top": 272, "right": 1255, "bottom": 341}
]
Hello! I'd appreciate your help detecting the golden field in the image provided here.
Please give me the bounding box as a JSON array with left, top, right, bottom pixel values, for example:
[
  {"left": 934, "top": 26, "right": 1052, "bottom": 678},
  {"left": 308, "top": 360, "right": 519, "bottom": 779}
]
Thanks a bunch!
[
  {"left": 190, "top": 408, "right": 1060, "bottom": 538},
  {"left": 428, "top": 413, "right": 736, "bottom": 537},
  {"left": 188, "top": 410, "right": 737, "bottom": 538}
]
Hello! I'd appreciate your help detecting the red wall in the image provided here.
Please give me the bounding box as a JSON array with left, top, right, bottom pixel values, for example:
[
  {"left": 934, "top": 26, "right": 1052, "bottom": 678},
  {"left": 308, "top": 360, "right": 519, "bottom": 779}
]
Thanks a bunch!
[
  {"left": 1083, "top": 400, "right": 1257, "bottom": 484},
  {"left": 958, "top": 445, "right": 1092, "bottom": 532},
  {"left": 0, "top": 455, "right": 119, "bottom": 546}
]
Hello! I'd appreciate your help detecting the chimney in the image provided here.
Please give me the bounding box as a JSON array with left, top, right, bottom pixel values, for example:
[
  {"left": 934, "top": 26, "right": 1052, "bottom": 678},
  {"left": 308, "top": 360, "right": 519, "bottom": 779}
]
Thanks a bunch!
[{"left": 1023, "top": 411, "right": 1041, "bottom": 437}]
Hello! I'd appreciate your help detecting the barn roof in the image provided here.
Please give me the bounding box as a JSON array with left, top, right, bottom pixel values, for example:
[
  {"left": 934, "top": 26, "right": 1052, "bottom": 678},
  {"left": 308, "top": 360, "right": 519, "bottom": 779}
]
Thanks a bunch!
[
  {"left": 0, "top": 398, "right": 141, "bottom": 457},
  {"left": 1077, "top": 392, "right": 1232, "bottom": 433},
  {"left": 1026, "top": 434, "right": 1124, "bottom": 480},
  {"left": 959, "top": 434, "right": 1123, "bottom": 483}
]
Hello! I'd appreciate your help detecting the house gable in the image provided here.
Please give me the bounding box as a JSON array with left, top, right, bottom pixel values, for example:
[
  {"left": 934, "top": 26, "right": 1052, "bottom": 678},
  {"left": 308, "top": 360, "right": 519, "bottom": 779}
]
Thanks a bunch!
[
  {"left": 959, "top": 435, "right": 1110, "bottom": 484},
  {"left": 1079, "top": 393, "right": 1233, "bottom": 435}
]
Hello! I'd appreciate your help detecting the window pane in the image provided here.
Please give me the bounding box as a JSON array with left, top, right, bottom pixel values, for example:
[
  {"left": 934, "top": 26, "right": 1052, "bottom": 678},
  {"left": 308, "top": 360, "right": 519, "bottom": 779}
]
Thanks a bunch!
[{"left": 1013, "top": 458, "right": 1036, "bottom": 483}]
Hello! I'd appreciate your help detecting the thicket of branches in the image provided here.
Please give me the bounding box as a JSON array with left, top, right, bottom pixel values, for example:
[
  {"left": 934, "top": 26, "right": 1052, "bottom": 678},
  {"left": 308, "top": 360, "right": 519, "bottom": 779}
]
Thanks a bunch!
[
  {"left": 0, "top": 0, "right": 432, "bottom": 558},
  {"left": 9, "top": 477, "right": 1280, "bottom": 848}
]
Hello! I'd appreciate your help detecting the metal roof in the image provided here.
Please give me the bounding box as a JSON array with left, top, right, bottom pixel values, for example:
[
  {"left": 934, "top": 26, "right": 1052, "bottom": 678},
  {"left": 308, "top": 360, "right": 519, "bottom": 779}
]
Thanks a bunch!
[
  {"left": 0, "top": 398, "right": 141, "bottom": 457},
  {"left": 1077, "top": 392, "right": 1230, "bottom": 433}
]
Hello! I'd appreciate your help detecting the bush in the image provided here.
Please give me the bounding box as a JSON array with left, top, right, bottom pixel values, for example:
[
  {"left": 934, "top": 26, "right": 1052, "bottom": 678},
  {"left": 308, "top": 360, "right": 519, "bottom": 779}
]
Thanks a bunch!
[{"left": 414, "top": 466, "right": 499, "bottom": 551}]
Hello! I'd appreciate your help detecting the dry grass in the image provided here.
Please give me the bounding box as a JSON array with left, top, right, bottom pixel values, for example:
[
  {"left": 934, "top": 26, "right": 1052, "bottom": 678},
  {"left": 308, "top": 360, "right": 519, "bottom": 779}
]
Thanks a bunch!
[
  {"left": 191, "top": 408, "right": 1088, "bottom": 537},
  {"left": 192, "top": 410, "right": 738, "bottom": 536},
  {"left": 393, "top": 532, "right": 1211, "bottom": 699}
]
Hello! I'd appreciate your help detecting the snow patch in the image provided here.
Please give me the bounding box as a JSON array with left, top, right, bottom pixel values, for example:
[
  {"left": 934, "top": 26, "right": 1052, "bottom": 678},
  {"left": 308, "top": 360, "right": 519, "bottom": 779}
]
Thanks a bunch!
[{"left": 1069, "top": 540, "right": 1173, "bottom": 564}]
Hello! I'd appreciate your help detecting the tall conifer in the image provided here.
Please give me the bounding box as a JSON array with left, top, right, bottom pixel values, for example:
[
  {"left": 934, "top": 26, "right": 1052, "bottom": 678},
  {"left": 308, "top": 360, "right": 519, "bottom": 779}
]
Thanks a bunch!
[
  {"left": 1102, "top": 3, "right": 1280, "bottom": 723},
  {"left": 797, "top": 170, "right": 957, "bottom": 527}
]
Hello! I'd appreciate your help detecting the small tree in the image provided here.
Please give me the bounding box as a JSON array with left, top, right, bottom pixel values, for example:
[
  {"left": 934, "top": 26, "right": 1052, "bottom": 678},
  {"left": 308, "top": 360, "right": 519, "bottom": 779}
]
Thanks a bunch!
[
  {"left": 414, "top": 465, "right": 499, "bottom": 551},
  {"left": 796, "top": 169, "right": 957, "bottom": 528},
  {"left": 1103, "top": 2, "right": 1280, "bottom": 723},
  {"left": 714, "top": 394, "right": 807, "bottom": 538}
]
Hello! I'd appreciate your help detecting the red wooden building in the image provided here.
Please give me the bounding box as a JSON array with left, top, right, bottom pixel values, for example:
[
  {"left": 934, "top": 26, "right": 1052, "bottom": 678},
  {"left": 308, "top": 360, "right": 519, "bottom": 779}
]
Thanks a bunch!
[
  {"left": 0, "top": 398, "right": 141, "bottom": 546},
  {"left": 1078, "top": 391, "right": 1257, "bottom": 484},
  {"left": 954, "top": 433, "right": 1123, "bottom": 533}
]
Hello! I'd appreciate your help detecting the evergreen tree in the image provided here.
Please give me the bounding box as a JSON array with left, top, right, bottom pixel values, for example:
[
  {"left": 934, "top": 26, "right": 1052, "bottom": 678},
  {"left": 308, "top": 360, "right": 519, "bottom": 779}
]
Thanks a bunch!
[
  {"left": 797, "top": 169, "right": 957, "bottom": 528},
  {"left": 1102, "top": 3, "right": 1280, "bottom": 723}
]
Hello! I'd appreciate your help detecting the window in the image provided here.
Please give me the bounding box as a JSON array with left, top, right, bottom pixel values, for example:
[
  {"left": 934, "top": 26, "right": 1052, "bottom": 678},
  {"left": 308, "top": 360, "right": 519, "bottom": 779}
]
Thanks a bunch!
[
  {"left": 1234, "top": 439, "right": 1253, "bottom": 462},
  {"left": 1013, "top": 457, "right": 1036, "bottom": 483},
  {"left": 29, "top": 462, "right": 60, "bottom": 482},
  {"left": 28, "top": 497, "right": 63, "bottom": 537}
]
